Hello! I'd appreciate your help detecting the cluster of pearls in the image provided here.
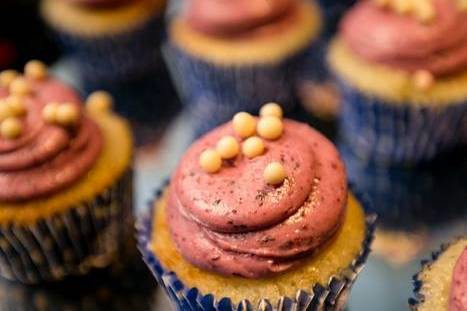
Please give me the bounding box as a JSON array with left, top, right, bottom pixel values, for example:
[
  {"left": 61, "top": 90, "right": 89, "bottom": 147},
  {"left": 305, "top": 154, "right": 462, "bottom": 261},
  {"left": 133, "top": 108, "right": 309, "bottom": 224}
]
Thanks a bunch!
[
  {"left": 0, "top": 96, "right": 27, "bottom": 139},
  {"left": 374, "top": 0, "right": 436, "bottom": 23},
  {"left": 199, "top": 103, "right": 287, "bottom": 186},
  {"left": 0, "top": 60, "right": 49, "bottom": 140},
  {"left": 42, "top": 102, "right": 80, "bottom": 127}
]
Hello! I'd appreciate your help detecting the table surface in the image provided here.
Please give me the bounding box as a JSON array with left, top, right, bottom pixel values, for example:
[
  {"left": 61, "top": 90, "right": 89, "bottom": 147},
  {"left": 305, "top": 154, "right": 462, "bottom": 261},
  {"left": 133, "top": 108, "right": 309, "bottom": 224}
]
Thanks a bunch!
[{"left": 0, "top": 60, "right": 465, "bottom": 311}]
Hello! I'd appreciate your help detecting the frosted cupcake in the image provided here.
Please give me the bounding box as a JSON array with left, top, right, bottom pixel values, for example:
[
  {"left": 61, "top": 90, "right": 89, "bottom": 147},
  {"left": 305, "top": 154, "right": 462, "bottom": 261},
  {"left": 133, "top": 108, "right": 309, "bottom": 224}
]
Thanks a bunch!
[
  {"left": 0, "top": 61, "right": 132, "bottom": 283},
  {"left": 40, "top": 0, "right": 166, "bottom": 83},
  {"left": 410, "top": 238, "right": 467, "bottom": 311},
  {"left": 138, "top": 104, "right": 375, "bottom": 310},
  {"left": 165, "top": 0, "right": 322, "bottom": 136},
  {"left": 328, "top": 0, "right": 467, "bottom": 164}
]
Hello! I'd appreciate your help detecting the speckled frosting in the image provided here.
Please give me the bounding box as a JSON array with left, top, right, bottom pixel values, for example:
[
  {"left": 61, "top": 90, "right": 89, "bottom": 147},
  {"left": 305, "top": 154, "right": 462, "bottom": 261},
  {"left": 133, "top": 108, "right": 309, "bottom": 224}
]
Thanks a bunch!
[
  {"left": 167, "top": 119, "right": 347, "bottom": 278},
  {"left": 0, "top": 77, "right": 102, "bottom": 202},
  {"left": 450, "top": 247, "right": 467, "bottom": 311},
  {"left": 185, "top": 0, "right": 300, "bottom": 37},
  {"left": 341, "top": 0, "right": 467, "bottom": 76}
]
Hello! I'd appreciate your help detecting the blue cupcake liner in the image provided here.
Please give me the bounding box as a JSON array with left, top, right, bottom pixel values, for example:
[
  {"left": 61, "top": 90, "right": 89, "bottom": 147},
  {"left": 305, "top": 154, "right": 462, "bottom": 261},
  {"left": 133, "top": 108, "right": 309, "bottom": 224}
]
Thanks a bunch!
[
  {"left": 337, "top": 80, "right": 467, "bottom": 164},
  {"left": 163, "top": 41, "right": 313, "bottom": 137},
  {"left": 137, "top": 182, "right": 376, "bottom": 311},
  {"left": 48, "top": 11, "right": 165, "bottom": 84},
  {"left": 409, "top": 237, "right": 465, "bottom": 310},
  {"left": 340, "top": 144, "right": 467, "bottom": 231},
  {"left": 316, "top": 0, "right": 356, "bottom": 39},
  {"left": 0, "top": 170, "right": 133, "bottom": 284}
]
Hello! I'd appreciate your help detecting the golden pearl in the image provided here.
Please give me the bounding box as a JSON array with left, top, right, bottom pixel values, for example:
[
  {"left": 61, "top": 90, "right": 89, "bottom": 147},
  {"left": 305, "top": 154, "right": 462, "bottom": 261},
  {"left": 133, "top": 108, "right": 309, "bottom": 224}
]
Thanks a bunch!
[
  {"left": 24, "top": 60, "right": 48, "bottom": 80},
  {"left": 6, "top": 96, "right": 26, "bottom": 117},
  {"left": 199, "top": 149, "right": 222, "bottom": 173},
  {"left": 0, "top": 70, "right": 18, "bottom": 88},
  {"left": 259, "top": 102, "right": 283, "bottom": 119},
  {"left": 394, "top": 0, "right": 412, "bottom": 14},
  {"left": 242, "top": 136, "right": 265, "bottom": 158},
  {"left": 56, "top": 103, "right": 80, "bottom": 126},
  {"left": 413, "top": 70, "right": 435, "bottom": 90},
  {"left": 263, "top": 162, "right": 286, "bottom": 185},
  {"left": 216, "top": 136, "right": 239, "bottom": 159},
  {"left": 1, "top": 117, "right": 22, "bottom": 139},
  {"left": 257, "top": 116, "right": 283, "bottom": 140},
  {"left": 42, "top": 103, "right": 59, "bottom": 124},
  {"left": 9, "top": 78, "right": 31, "bottom": 96},
  {"left": 0, "top": 101, "right": 12, "bottom": 122},
  {"left": 232, "top": 112, "right": 256, "bottom": 138},
  {"left": 86, "top": 91, "right": 113, "bottom": 114}
]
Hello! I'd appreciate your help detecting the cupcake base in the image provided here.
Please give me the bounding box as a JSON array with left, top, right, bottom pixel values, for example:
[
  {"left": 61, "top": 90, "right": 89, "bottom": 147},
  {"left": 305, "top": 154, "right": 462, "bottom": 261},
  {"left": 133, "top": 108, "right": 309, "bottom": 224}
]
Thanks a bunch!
[
  {"left": 138, "top": 185, "right": 376, "bottom": 311},
  {"left": 0, "top": 170, "right": 133, "bottom": 284}
]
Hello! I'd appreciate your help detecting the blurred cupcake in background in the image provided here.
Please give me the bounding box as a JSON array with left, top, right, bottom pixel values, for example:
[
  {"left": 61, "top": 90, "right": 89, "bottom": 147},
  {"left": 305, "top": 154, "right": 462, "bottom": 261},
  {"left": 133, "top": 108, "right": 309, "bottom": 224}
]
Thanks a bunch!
[
  {"left": 164, "top": 0, "right": 322, "bottom": 137},
  {"left": 40, "top": 0, "right": 166, "bottom": 84},
  {"left": 138, "top": 104, "right": 375, "bottom": 310},
  {"left": 0, "top": 61, "right": 133, "bottom": 283},
  {"left": 410, "top": 238, "right": 467, "bottom": 311},
  {"left": 329, "top": 0, "right": 467, "bottom": 164},
  {"left": 341, "top": 144, "right": 467, "bottom": 266}
]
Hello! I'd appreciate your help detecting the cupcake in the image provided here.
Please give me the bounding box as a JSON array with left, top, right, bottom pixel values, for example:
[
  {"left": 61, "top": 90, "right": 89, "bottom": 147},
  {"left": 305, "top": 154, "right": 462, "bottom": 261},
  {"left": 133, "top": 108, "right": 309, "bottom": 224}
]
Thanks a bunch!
[
  {"left": 328, "top": 0, "right": 467, "bottom": 164},
  {"left": 410, "top": 238, "right": 467, "bottom": 311},
  {"left": 40, "top": 0, "right": 166, "bottom": 84},
  {"left": 138, "top": 104, "right": 375, "bottom": 310},
  {"left": 0, "top": 61, "right": 133, "bottom": 283},
  {"left": 164, "top": 0, "right": 322, "bottom": 136}
]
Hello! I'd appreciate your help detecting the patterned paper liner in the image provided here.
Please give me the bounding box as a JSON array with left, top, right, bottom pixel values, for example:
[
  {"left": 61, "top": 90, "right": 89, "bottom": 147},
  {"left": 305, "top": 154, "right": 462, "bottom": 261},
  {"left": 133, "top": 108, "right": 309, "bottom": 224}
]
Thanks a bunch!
[
  {"left": 409, "top": 238, "right": 465, "bottom": 310},
  {"left": 163, "top": 42, "right": 313, "bottom": 137},
  {"left": 337, "top": 80, "right": 467, "bottom": 165},
  {"left": 50, "top": 13, "right": 165, "bottom": 84},
  {"left": 137, "top": 182, "right": 376, "bottom": 311},
  {"left": 0, "top": 170, "right": 133, "bottom": 284},
  {"left": 340, "top": 144, "right": 467, "bottom": 230}
]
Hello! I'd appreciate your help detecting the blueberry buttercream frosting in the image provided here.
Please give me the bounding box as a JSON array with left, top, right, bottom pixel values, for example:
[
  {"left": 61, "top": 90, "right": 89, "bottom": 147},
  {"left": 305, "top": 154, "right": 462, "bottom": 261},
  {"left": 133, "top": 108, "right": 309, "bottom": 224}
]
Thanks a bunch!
[
  {"left": 166, "top": 104, "right": 348, "bottom": 278},
  {"left": 0, "top": 61, "right": 102, "bottom": 202}
]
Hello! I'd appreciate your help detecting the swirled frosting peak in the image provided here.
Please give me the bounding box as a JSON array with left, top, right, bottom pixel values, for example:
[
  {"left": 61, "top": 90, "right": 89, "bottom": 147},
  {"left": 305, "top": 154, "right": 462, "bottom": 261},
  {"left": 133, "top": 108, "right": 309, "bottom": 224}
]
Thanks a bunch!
[
  {"left": 341, "top": 0, "right": 467, "bottom": 76},
  {"left": 0, "top": 61, "right": 103, "bottom": 202},
  {"left": 167, "top": 107, "right": 347, "bottom": 278},
  {"left": 450, "top": 246, "right": 467, "bottom": 311},
  {"left": 185, "top": 0, "right": 298, "bottom": 36}
]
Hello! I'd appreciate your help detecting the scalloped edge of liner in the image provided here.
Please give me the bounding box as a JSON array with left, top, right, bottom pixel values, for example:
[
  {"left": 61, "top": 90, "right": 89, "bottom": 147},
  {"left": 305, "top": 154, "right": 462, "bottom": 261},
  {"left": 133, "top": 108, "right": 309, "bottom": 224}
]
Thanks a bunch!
[
  {"left": 408, "top": 237, "right": 466, "bottom": 310},
  {"left": 136, "top": 180, "right": 377, "bottom": 311}
]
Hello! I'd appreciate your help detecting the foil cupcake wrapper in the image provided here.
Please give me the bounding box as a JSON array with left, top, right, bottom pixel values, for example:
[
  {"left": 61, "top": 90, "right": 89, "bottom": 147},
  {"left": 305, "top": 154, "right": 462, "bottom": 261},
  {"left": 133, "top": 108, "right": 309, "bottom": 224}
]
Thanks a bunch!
[
  {"left": 137, "top": 182, "right": 376, "bottom": 311},
  {"left": 337, "top": 80, "right": 467, "bottom": 164},
  {"left": 163, "top": 42, "right": 312, "bottom": 137},
  {"left": 0, "top": 170, "right": 133, "bottom": 284},
  {"left": 48, "top": 13, "right": 165, "bottom": 84},
  {"left": 409, "top": 238, "right": 465, "bottom": 310}
]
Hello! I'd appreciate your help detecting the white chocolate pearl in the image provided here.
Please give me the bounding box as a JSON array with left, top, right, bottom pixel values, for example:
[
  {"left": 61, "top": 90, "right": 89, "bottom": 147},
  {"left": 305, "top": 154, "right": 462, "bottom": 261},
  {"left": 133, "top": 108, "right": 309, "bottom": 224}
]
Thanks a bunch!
[
  {"left": 199, "top": 149, "right": 222, "bottom": 173},
  {"left": 260, "top": 103, "right": 283, "bottom": 119},
  {"left": 1, "top": 117, "right": 22, "bottom": 139},
  {"left": 257, "top": 116, "right": 283, "bottom": 140},
  {"left": 24, "top": 60, "right": 48, "bottom": 80},
  {"left": 10, "top": 78, "right": 31, "bottom": 95},
  {"left": 42, "top": 103, "right": 59, "bottom": 124},
  {"left": 264, "top": 162, "right": 286, "bottom": 185},
  {"left": 232, "top": 112, "right": 256, "bottom": 138},
  {"left": 413, "top": 70, "right": 435, "bottom": 90},
  {"left": 0, "top": 101, "right": 12, "bottom": 122},
  {"left": 86, "top": 91, "right": 113, "bottom": 113},
  {"left": 0, "top": 70, "right": 18, "bottom": 88},
  {"left": 6, "top": 96, "right": 26, "bottom": 117},
  {"left": 216, "top": 136, "right": 239, "bottom": 159},
  {"left": 56, "top": 103, "right": 80, "bottom": 126},
  {"left": 242, "top": 136, "right": 265, "bottom": 158}
]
